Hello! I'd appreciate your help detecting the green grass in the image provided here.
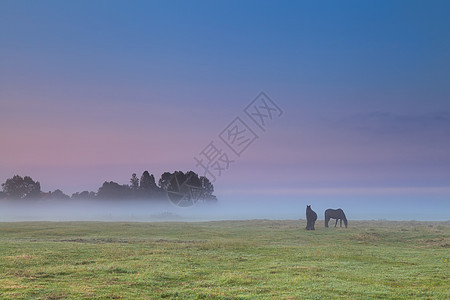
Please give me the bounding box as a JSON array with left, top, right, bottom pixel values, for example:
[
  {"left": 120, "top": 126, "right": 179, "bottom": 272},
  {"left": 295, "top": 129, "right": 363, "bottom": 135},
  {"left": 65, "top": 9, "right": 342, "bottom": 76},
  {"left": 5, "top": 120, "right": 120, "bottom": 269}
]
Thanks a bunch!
[{"left": 0, "top": 220, "right": 448, "bottom": 299}]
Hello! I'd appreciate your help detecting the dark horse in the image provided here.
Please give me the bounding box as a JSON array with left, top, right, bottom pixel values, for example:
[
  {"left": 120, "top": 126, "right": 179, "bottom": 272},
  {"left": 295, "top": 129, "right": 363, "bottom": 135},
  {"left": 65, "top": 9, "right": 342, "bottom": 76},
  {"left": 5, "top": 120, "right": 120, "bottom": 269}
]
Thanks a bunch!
[
  {"left": 305, "top": 205, "right": 317, "bottom": 230},
  {"left": 325, "top": 208, "right": 348, "bottom": 228}
]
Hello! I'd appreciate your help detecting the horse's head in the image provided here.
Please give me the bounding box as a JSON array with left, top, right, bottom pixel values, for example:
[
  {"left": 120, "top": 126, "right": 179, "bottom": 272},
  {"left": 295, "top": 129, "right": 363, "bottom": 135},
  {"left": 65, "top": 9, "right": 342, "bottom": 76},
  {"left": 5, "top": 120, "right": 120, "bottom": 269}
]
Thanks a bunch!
[{"left": 342, "top": 213, "right": 348, "bottom": 228}]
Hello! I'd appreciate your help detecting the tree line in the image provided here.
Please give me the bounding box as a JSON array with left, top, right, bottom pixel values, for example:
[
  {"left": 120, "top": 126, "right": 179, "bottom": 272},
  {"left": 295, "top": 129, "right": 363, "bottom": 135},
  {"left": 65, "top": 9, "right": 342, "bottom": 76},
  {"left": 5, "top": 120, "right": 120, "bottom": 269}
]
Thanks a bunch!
[{"left": 0, "top": 171, "right": 217, "bottom": 203}]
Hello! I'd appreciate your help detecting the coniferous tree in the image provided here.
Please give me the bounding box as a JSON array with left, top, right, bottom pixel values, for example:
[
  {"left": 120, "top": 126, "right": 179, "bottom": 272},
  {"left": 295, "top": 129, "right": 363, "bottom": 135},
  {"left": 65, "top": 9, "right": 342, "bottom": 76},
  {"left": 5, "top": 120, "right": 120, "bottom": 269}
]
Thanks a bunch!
[{"left": 130, "top": 173, "right": 139, "bottom": 191}]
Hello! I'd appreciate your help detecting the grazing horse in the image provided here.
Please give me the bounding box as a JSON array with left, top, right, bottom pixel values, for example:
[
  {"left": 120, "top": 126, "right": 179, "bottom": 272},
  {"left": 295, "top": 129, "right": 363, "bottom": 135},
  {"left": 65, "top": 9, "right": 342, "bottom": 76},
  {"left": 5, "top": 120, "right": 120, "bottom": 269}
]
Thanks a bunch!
[
  {"left": 305, "top": 205, "right": 317, "bottom": 230},
  {"left": 325, "top": 208, "right": 348, "bottom": 228}
]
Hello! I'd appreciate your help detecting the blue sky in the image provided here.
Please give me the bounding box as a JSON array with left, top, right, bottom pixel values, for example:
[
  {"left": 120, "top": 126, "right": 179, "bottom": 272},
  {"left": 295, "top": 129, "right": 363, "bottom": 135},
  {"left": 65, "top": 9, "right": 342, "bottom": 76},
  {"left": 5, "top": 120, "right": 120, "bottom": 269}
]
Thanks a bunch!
[{"left": 1, "top": 1, "right": 449, "bottom": 219}]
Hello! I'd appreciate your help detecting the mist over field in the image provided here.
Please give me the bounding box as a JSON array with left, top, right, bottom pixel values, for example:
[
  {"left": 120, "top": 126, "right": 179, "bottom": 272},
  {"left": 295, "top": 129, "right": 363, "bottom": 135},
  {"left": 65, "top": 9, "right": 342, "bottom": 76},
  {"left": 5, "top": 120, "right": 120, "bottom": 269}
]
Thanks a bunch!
[{"left": 1, "top": 194, "right": 448, "bottom": 222}]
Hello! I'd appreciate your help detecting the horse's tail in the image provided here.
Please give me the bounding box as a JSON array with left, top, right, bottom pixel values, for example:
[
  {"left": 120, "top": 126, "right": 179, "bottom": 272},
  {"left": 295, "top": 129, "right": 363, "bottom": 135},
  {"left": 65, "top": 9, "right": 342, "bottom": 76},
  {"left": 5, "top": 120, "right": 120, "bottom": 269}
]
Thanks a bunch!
[{"left": 324, "top": 209, "right": 329, "bottom": 227}]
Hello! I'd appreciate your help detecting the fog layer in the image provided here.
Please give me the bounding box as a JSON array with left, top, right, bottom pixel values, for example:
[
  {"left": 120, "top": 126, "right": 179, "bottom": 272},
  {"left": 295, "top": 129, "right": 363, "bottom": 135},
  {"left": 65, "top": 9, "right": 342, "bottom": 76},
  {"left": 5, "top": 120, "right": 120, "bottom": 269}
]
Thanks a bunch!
[{"left": 0, "top": 195, "right": 448, "bottom": 222}]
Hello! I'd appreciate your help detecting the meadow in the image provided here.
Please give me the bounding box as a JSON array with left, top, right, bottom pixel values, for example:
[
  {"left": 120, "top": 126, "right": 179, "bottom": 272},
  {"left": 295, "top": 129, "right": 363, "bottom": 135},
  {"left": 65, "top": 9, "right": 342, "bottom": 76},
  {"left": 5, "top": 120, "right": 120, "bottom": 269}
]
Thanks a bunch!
[{"left": 0, "top": 220, "right": 448, "bottom": 299}]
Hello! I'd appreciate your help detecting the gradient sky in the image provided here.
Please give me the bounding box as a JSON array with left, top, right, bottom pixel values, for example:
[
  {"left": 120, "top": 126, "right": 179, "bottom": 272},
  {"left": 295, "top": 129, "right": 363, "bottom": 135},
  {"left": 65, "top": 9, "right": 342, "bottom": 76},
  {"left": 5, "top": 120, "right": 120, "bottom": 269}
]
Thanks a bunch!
[{"left": 1, "top": 1, "right": 449, "bottom": 219}]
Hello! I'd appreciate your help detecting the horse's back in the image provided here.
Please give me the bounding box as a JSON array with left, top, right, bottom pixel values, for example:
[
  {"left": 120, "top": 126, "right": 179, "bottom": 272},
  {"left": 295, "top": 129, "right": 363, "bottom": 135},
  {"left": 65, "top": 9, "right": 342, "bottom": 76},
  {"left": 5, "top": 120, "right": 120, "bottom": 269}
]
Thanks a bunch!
[{"left": 325, "top": 208, "right": 344, "bottom": 217}]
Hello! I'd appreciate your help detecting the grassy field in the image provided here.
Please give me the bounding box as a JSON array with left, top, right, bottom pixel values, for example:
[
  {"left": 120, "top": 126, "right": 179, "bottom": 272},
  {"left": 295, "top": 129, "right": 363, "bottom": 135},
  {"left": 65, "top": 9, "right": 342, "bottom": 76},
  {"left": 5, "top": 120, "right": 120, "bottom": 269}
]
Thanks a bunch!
[{"left": 0, "top": 220, "right": 448, "bottom": 299}]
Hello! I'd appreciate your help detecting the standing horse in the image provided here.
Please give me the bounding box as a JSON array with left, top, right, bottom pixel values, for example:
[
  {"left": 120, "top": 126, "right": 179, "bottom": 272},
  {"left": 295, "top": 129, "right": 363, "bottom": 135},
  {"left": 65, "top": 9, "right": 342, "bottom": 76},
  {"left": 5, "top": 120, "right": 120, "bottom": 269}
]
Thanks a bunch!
[
  {"left": 305, "top": 205, "right": 317, "bottom": 230},
  {"left": 325, "top": 208, "right": 348, "bottom": 228}
]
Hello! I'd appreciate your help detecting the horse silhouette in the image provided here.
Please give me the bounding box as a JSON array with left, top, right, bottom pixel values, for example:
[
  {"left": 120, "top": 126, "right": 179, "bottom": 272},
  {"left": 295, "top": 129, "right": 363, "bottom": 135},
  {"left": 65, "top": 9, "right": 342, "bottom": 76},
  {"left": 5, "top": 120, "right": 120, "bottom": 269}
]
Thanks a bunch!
[
  {"left": 325, "top": 208, "right": 348, "bottom": 228},
  {"left": 305, "top": 205, "right": 317, "bottom": 230}
]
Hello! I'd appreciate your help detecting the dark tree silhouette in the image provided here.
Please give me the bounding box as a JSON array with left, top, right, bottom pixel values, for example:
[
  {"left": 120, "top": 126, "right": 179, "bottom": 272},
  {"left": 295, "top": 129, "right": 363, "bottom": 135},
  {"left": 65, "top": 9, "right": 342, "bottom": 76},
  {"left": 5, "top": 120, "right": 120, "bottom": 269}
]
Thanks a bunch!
[
  {"left": 200, "top": 176, "right": 217, "bottom": 202},
  {"left": 97, "top": 181, "right": 131, "bottom": 199},
  {"left": 140, "top": 171, "right": 157, "bottom": 190},
  {"left": 1, "top": 175, "right": 41, "bottom": 199},
  {"left": 71, "top": 191, "right": 96, "bottom": 200},
  {"left": 0, "top": 170, "right": 217, "bottom": 204},
  {"left": 158, "top": 172, "right": 174, "bottom": 191},
  {"left": 138, "top": 171, "right": 165, "bottom": 199},
  {"left": 50, "top": 189, "right": 70, "bottom": 200},
  {"left": 159, "top": 170, "right": 216, "bottom": 206},
  {"left": 130, "top": 173, "right": 139, "bottom": 191}
]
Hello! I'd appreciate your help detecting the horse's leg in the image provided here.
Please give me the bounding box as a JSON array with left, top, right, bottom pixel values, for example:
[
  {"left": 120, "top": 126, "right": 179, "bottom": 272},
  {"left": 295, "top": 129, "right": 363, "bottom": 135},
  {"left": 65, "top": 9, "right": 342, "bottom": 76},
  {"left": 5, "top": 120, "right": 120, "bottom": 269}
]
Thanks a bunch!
[
  {"left": 325, "top": 216, "right": 328, "bottom": 227},
  {"left": 339, "top": 219, "right": 342, "bottom": 227},
  {"left": 334, "top": 219, "right": 338, "bottom": 227}
]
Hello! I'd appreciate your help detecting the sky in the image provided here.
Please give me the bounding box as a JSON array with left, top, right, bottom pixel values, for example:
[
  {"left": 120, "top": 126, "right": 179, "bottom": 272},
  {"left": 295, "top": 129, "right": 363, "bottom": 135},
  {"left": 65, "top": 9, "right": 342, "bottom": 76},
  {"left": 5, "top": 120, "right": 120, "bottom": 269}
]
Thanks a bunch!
[{"left": 1, "top": 0, "right": 449, "bottom": 220}]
